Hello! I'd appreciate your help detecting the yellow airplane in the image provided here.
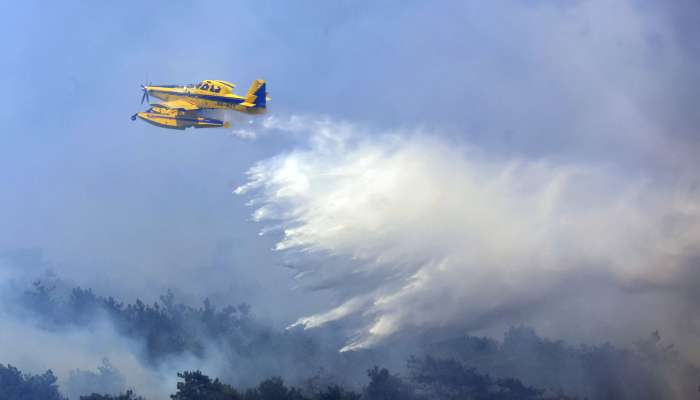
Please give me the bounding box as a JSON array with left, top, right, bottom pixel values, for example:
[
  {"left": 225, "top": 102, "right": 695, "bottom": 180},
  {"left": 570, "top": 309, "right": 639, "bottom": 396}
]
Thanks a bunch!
[{"left": 131, "top": 79, "right": 268, "bottom": 130}]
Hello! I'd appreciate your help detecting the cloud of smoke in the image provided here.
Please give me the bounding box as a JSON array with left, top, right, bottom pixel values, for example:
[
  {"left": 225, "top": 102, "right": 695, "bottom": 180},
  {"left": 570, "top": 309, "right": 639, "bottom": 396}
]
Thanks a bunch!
[
  {"left": 236, "top": 116, "right": 700, "bottom": 351},
  {"left": 0, "top": 264, "right": 211, "bottom": 399},
  {"left": 0, "top": 314, "right": 169, "bottom": 399}
]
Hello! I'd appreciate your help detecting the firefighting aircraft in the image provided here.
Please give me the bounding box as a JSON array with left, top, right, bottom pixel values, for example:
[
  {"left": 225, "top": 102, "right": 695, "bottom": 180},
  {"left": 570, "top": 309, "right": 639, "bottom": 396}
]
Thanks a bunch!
[{"left": 131, "top": 79, "right": 267, "bottom": 130}]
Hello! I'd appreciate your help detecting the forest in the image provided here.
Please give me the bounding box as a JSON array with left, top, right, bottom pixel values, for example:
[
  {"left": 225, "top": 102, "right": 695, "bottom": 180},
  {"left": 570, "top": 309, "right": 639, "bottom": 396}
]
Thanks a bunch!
[{"left": 2, "top": 276, "right": 698, "bottom": 400}]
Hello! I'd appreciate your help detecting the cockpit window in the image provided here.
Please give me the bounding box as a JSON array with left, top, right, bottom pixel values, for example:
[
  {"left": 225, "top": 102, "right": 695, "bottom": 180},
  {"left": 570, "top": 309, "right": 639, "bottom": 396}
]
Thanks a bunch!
[
  {"left": 200, "top": 83, "right": 210, "bottom": 90},
  {"left": 211, "top": 85, "right": 221, "bottom": 93}
]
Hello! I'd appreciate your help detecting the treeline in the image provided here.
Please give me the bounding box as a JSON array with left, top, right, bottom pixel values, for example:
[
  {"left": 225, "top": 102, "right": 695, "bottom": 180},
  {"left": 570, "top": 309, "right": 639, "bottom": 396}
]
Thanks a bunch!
[
  {"left": 0, "top": 364, "right": 64, "bottom": 400},
  {"left": 1, "top": 362, "right": 576, "bottom": 400},
  {"left": 18, "top": 279, "right": 349, "bottom": 387},
  {"left": 426, "top": 326, "right": 700, "bottom": 400},
  {"left": 21, "top": 280, "right": 254, "bottom": 363},
  {"left": 10, "top": 277, "right": 700, "bottom": 399}
]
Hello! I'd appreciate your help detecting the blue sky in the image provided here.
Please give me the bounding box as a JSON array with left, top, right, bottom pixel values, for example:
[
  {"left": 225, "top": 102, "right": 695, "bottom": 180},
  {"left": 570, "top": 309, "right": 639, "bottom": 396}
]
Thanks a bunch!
[{"left": 1, "top": 1, "right": 699, "bottom": 325}]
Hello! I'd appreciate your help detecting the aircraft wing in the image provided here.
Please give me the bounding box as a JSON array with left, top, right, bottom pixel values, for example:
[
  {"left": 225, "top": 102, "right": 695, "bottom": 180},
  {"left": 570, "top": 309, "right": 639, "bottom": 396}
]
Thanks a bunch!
[{"left": 156, "top": 99, "right": 200, "bottom": 111}]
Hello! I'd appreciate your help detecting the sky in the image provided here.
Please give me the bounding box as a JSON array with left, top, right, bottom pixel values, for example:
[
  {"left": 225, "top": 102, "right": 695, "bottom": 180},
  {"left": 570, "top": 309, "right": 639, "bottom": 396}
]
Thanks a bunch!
[{"left": 1, "top": 0, "right": 699, "bottom": 366}]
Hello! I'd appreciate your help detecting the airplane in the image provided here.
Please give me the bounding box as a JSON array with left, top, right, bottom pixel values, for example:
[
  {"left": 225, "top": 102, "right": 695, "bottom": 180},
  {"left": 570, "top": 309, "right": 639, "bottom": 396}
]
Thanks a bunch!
[{"left": 131, "top": 79, "right": 268, "bottom": 130}]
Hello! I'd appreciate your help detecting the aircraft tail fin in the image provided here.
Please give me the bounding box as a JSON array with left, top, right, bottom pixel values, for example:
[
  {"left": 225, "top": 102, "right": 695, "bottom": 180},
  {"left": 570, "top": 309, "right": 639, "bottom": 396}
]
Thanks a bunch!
[{"left": 244, "top": 79, "right": 267, "bottom": 108}]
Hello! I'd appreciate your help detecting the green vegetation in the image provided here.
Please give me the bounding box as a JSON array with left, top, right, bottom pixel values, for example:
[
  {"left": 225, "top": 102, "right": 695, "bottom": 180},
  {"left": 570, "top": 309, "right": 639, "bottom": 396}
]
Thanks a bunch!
[
  {"left": 6, "top": 278, "right": 699, "bottom": 399},
  {"left": 0, "top": 364, "right": 64, "bottom": 400}
]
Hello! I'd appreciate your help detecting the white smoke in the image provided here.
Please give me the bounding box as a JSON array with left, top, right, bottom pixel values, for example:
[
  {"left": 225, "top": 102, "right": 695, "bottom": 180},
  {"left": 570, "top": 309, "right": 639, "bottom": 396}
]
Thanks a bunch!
[
  {"left": 0, "top": 315, "right": 171, "bottom": 399},
  {"left": 236, "top": 116, "right": 700, "bottom": 351}
]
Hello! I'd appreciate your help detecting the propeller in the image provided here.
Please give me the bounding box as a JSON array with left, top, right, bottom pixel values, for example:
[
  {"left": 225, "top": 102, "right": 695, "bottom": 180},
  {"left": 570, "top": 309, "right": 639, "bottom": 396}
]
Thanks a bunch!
[
  {"left": 130, "top": 113, "right": 138, "bottom": 121},
  {"left": 140, "top": 85, "right": 150, "bottom": 104}
]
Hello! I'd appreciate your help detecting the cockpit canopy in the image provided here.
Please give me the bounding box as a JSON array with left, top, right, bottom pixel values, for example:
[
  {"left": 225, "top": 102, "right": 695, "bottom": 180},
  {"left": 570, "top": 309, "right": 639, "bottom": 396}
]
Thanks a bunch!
[{"left": 192, "top": 80, "right": 234, "bottom": 95}]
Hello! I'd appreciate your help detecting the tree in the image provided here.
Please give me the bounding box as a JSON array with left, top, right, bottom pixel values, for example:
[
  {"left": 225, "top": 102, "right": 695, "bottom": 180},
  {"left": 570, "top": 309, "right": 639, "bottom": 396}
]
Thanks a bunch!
[
  {"left": 171, "top": 370, "right": 241, "bottom": 400},
  {"left": 363, "top": 366, "right": 418, "bottom": 400},
  {"left": 316, "top": 385, "right": 360, "bottom": 400},
  {"left": 0, "top": 364, "right": 65, "bottom": 400},
  {"left": 243, "top": 376, "right": 307, "bottom": 400},
  {"left": 408, "top": 356, "right": 550, "bottom": 400},
  {"left": 79, "top": 389, "right": 144, "bottom": 400}
]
